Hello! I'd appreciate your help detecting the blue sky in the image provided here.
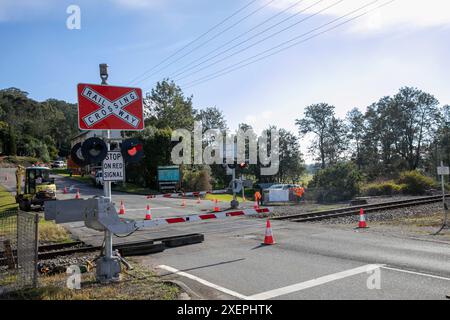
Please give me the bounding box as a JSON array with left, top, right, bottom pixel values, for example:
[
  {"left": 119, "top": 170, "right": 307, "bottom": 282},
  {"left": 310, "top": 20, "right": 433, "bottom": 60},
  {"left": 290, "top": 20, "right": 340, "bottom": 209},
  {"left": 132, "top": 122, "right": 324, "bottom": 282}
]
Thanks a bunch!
[{"left": 1, "top": 0, "right": 450, "bottom": 159}]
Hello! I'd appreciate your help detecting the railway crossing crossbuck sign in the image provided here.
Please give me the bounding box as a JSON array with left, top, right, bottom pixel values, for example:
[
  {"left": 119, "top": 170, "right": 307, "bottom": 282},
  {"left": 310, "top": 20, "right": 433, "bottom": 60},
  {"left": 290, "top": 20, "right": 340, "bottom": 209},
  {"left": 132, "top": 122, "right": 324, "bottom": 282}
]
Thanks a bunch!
[{"left": 77, "top": 83, "right": 144, "bottom": 130}]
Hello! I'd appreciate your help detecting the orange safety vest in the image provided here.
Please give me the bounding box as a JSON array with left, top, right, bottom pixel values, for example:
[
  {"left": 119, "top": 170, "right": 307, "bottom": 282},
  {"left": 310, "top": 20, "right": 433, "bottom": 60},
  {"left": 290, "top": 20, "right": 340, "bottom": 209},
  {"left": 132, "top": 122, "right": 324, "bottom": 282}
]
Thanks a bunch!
[
  {"left": 254, "top": 191, "right": 262, "bottom": 200},
  {"left": 294, "top": 187, "right": 304, "bottom": 197}
]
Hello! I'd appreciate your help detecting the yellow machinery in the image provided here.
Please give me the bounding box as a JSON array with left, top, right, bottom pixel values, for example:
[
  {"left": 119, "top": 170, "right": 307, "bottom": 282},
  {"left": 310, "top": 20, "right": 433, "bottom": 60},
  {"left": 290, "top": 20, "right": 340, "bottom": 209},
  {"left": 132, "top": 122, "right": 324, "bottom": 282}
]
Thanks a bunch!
[{"left": 15, "top": 166, "right": 57, "bottom": 211}]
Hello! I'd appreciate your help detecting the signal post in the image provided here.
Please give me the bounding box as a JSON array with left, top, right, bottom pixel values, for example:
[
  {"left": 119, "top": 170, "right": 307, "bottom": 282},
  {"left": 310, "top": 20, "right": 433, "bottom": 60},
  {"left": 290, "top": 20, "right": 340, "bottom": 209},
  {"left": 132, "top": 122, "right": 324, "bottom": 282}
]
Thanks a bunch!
[{"left": 75, "top": 64, "right": 144, "bottom": 282}]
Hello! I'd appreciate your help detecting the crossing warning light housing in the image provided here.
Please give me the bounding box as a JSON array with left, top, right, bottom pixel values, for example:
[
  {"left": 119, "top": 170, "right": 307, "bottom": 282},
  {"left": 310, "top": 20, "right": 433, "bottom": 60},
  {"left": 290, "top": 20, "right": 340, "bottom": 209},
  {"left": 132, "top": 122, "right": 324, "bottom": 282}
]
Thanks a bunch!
[
  {"left": 239, "top": 162, "right": 249, "bottom": 169},
  {"left": 81, "top": 137, "right": 108, "bottom": 164},
  {"left": 121, "top": 138, "right": 144, "bottom": 163}
]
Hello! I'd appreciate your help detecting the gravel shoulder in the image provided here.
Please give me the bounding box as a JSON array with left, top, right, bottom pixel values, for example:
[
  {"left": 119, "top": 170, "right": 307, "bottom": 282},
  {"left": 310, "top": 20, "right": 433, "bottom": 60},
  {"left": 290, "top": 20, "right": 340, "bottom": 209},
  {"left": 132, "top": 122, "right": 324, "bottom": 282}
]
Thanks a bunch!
[{"left": 270, "top": 198, "right": 450, "bottom": 243}]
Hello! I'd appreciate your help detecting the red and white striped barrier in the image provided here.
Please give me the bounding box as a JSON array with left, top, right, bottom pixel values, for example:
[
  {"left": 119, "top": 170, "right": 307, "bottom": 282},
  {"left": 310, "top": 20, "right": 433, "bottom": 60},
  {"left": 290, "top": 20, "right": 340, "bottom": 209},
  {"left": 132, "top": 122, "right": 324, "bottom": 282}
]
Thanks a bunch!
[
  {"left": 146, "top": 189, "right": 228, "bottom": 199},
  {"left": 135, "top": 207, "right": 271, "bottom": 229}
]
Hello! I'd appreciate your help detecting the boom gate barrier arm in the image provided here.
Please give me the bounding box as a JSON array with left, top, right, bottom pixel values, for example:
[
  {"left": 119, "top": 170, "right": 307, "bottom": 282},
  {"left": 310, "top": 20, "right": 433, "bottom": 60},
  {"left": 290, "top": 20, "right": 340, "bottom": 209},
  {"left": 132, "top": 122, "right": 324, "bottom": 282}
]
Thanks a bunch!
[
  {"left": 45, "top": 196, "right": 273, "bottom": 281},
  {"left": 45, "top": 197, "right": 272, "bottom": 234}
]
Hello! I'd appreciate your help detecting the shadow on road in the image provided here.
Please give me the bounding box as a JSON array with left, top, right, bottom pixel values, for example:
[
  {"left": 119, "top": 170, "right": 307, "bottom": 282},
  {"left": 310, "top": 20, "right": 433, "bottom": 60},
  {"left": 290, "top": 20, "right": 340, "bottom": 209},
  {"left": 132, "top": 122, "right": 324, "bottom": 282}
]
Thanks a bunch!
[{"left": 167, "top": 258, "right": 246, "bottom": 273}]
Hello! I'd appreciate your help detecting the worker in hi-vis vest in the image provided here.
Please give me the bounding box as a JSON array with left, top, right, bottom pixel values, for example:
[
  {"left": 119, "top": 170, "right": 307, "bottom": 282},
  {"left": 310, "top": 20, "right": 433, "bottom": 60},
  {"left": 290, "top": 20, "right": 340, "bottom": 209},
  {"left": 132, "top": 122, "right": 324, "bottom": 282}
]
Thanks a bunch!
[{"left": 254, "top": 190, "right": 262, "bottom": 206}]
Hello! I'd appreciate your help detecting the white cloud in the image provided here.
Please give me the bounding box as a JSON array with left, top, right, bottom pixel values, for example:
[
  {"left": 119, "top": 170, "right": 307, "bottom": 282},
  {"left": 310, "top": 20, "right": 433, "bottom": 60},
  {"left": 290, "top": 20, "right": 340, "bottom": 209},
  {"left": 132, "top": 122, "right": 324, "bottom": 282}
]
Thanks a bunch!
[
  {"left": 110, "top": 0, "right": 165, "bottom": 10},
  {"left": 0, "top": 0, "right": 54, "bottom": 21},
  {"left": 268, "top": 0, "right": 450, "bottom": 33}
]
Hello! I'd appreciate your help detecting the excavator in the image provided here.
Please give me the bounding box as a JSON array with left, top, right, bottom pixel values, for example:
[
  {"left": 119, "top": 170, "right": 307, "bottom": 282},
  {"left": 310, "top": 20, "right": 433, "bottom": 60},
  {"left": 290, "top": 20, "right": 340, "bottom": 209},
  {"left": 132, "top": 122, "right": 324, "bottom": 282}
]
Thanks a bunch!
[{"left": 15, "top": 165, "right": 57, "bottom": 211}]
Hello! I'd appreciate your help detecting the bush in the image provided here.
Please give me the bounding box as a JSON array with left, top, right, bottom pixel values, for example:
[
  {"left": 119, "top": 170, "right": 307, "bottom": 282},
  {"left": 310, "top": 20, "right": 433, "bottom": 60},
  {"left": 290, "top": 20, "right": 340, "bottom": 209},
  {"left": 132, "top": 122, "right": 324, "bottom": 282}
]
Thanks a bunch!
[
  {"left": 397, "top": 171, "right": 436, "bottom": 195},
  {"left": 308, "top": 162, "right": 362, "bottom": 203},
  {"left": 182, "top": 168, "right": 212, "bottom": 192},
  {"left": 361, "top": 181, "right": 403, "bottom": 196}
]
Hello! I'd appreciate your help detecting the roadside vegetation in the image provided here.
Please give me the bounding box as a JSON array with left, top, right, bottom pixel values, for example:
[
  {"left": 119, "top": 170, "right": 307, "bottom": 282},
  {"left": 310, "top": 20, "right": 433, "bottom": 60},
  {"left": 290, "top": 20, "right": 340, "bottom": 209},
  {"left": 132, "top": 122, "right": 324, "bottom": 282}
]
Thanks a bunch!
[
  {"left": 361, "top": 171, "right": 437, "bottom": 197},
  {"left": 0, "top": 262, "right": 180, "bottom": 300},
  {"left": 1, "top": 85, "right": 449, "bottom": 204},
  {"left": 0, "top": 185, "right": 70, "bottom": 243},
  {"left": 0, "top": 156, "right": 40, "bottom": 168}
]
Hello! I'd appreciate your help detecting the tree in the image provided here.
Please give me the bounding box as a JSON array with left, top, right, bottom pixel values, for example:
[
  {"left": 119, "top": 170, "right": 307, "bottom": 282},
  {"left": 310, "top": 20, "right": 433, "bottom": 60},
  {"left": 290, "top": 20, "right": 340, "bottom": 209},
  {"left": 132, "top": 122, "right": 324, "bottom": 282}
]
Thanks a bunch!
[
  {"left": 195, "top": 107, "right": 228, "bottom": 132},
  {"left": 426, "top": 104, "right": 450, "bottom": 172},
  {"left": 276, "top": 128, "right": 305, "bottom": 183},
  {"left": 309, "top": 162, "right": 362, "bottom": 203},
  {"left": 392, "top": 87, "right": 440, "bottom": 170},
  {"left": 296, "top": 103, "right": 347, "bottom": 169},
  {"left": 195, "top": 107, "right": 228, "bottom": 188},
  {"left": 362, "top": 88, "right": 440, "bottom": 176},
  {"left": 346, "top": 108, "right": 365, "bottom": 169},
  {"left": 6, "top": 126, "right": 17, "bottom": 156},
  {"left": 144, "top": 79, "right": 195, "bottom": 130},
  {"left": 0, "top": 88, "right": 78, "bottom": 159}
]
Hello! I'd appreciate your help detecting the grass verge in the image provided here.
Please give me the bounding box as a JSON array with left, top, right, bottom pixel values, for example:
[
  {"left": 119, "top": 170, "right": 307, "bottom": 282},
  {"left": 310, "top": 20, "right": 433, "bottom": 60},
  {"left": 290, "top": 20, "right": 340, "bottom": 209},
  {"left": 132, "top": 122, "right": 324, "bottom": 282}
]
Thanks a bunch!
[
  {"left": 0, "top": 262, "right": 180, "bottom": 300},
  {"left": 0, "top": 185, "right": 71, "bottom": 243},
  {"left": 57, "top": 173, "right": 158, "bottom": 195},
  {"left": 0, "top": 185, "right": 18, "bottom": 213},
  {"left": 205, "top": 193, "right": 246, "bottom": 202},
  {"left": 113, "top": 183, "right": 159, "bottom": 195},
  {"left": 58, "top": 173, "right": 92, "bottom": 185}
]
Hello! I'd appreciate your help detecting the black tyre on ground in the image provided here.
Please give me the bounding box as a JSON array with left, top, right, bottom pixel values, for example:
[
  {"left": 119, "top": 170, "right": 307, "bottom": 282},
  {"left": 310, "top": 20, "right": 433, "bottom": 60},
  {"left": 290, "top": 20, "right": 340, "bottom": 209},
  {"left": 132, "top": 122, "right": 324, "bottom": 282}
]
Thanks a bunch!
[{"left": 19, "top": 199, "right": 31, "bottom": 211}]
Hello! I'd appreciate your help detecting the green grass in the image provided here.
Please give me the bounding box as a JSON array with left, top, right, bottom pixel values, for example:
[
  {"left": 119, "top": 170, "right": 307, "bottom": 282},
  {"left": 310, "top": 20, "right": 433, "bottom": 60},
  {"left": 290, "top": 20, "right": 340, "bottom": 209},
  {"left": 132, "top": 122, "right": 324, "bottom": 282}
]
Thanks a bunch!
[
  {"left": 113, "top": 183, "right": 158, "bottom": 195},
  {"left": 0, "top": 185, "right": 18, "bottom": 213},
  {"left": 50, "top": 168, "right": 69, "bottom": 175},
  {"left": 205, "top": 193, "right": 247, "bottom": 202},
  {"left": 0, "top": 261, "right": 180, "bottom": 300},
  {"left": 58, "top": 173, "right": 92, "bottom": 184},
  {"left": 55, "top": 172, "right": 158, "bottom": 195},
  {"left": 0, "top": 185, "right": 70, "bottom": 243}
]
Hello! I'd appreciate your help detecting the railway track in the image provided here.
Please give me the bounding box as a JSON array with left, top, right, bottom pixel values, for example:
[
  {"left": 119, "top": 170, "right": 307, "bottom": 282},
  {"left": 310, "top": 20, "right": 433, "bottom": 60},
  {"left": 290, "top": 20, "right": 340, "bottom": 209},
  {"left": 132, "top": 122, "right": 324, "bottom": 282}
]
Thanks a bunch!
[
  {"left": 0, "top": 233, "right": 204, "bottom": 266},
  {"left": 273, "top": 195, "right": 448, "bottom": 223}
]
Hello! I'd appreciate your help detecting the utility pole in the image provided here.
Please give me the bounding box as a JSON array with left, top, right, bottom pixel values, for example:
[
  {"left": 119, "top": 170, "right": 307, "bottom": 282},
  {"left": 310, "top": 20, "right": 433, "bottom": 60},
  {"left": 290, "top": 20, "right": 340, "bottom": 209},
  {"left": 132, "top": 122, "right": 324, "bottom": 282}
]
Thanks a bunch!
[
  {"left": 97, "top": 63, "right": 121, "bottom": 282},
  {"left": 100, "top": 63, "right": 112, "bottom": 262},
  {"left": 434, "top": 161, "right": 449, "bottom": 235}
]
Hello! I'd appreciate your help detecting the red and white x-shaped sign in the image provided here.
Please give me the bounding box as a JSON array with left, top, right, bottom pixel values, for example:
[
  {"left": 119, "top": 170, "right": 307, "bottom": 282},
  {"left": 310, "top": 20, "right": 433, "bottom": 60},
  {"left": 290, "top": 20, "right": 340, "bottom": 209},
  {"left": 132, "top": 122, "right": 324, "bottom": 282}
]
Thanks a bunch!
[{"left": 77, "top": 83, "right": 144, "bottom": 131}]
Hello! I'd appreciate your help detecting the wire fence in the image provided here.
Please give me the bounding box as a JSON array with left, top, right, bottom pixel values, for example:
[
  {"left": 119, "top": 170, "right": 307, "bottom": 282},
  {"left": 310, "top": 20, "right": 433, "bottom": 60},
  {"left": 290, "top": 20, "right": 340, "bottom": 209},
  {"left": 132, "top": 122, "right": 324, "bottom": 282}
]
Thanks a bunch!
[{"left": 0, "top": 209, "right": 39, "bottom": 295}]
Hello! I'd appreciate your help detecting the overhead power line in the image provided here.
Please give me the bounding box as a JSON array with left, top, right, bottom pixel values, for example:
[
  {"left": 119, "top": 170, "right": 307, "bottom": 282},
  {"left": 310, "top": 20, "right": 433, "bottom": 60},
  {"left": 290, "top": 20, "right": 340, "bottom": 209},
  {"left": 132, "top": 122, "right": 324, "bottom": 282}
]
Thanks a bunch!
[
  {"left": 128, "top": 0, "right": 263, "bottom": 86},
  {"left": 133, "top": 0, "right": 280, "bottom": 86},
  {"left": 182, "top": 0, "right": 396, "bottom": 89},
  {"left": 169, "top": 0, "right": 307, "bottom": 79},
  {"left": 173, "top": 0, "right": 345, "bottom": 83}
]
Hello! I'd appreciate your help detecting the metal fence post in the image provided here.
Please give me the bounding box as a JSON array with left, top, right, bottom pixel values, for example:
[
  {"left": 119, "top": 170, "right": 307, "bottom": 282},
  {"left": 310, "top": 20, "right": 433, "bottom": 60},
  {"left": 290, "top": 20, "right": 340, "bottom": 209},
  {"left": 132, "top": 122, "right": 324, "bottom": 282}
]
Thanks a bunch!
[{"left": 33, "top": 213, "right": 39, "bottom": 288}]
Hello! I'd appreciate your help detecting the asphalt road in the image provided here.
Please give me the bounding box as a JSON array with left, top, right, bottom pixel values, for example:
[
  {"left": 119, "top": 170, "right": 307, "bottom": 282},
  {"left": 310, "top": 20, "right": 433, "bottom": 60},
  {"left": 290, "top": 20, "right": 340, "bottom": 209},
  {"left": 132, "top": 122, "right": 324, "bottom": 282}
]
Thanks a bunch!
[{"left": 1, "top": 167, "right": 449, "bottom": 300}]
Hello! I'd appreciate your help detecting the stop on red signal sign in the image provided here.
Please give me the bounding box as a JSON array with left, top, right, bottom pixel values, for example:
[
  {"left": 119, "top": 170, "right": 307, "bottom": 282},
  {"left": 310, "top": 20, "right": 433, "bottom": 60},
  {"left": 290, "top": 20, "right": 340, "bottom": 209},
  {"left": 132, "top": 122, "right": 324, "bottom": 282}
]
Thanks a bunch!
[{"left": 77, "top": 83, "right": 144, "bottom": 131}]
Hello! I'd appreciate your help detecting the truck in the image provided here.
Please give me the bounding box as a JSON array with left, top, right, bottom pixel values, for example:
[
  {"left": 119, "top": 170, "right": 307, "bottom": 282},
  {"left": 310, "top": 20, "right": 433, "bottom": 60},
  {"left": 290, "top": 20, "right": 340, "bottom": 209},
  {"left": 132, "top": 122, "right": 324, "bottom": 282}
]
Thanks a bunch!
[
  {"left": 157, "top": 166, "right": 181, "bottom": 192},
  {"left": 15, "top": 165, "right": 57, "bottom": 211},
  {"left": 67, "top": 155, "right": 86, "bottom": 176}
]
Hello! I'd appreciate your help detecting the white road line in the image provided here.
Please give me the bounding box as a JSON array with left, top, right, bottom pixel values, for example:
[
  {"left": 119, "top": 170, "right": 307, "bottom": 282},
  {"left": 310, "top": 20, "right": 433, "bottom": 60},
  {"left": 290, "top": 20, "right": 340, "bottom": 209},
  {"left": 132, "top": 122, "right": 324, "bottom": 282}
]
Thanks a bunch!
[
  {"left": 381, "top": 266, "right": 450, "bottom": 281},
  {"left": 246, "top": 264, "right": 384, "bottom": 300},
  {"left": 157, "top": 265, "right": 248, "bottom": 300}
]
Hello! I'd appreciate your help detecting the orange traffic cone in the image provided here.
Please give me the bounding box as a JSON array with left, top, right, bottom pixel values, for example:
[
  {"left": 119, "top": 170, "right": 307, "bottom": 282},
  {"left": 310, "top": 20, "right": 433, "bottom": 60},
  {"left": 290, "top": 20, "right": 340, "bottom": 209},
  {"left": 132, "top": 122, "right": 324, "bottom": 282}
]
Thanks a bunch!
[
  {"left": 63, "top": 186, "right": 68, "bottom": 194},
  {"left": 75, "top": 189, "right": 80, "bottom": 199},
  {"left": 119, "top": 201, "right": 126, "bottom": 215},
  {"left": 358, "top": 208, "right": 368, "bottom": 229},
  {"left": 145, "top": 205, "right": 152, "bottom": 220},
  {"left": 262, "top": 219, "right": 275, "bottom": 245},
  {"left": 213, "top": 199, "right": 220, "bottom": 212}
]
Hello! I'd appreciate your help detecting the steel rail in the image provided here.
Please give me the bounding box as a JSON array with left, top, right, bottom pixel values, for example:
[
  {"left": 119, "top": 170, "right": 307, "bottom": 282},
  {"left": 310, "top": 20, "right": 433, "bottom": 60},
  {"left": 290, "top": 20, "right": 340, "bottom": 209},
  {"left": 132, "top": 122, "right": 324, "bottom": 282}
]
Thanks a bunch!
[{"left": 273, "top": 195, "right": 449, "bottom": 223}]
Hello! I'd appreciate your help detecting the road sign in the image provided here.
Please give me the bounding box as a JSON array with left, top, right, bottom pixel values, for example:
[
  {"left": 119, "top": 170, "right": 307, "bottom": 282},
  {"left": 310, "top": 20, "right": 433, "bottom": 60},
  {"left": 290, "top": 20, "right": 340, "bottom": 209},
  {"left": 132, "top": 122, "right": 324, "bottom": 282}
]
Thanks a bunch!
[
  {"left": 102, "top": 151, "right": 124, "bottom": 182},
  {"left": 77, "top": 83, "right": 144, "bottom": 130},
  {"left": 437, "top": 166, "right": 450, "bottom": 175}
]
